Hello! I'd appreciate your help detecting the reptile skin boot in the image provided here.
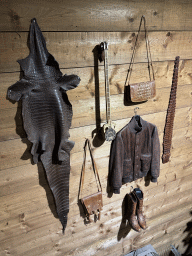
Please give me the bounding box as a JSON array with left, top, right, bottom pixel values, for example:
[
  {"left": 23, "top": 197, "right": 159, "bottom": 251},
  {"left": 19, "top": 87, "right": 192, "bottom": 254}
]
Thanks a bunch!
[
  {"left": 133, "top": 188, "right": 146, "bottom": 230},
  {"left": 126, "top": 192, "right": 141, "bottom": 232}
]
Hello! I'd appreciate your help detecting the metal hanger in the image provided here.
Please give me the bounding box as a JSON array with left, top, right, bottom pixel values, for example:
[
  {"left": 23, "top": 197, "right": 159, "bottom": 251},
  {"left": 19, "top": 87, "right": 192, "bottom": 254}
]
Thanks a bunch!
[{"left": 134, "top": 107, "right": 139, "bottom": 116}]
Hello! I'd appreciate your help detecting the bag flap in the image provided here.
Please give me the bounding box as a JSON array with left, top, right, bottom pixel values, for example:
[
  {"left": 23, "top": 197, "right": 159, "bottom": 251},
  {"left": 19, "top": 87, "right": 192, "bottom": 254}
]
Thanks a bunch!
[
  {"left": 129, "top": 80, "right": 156, "bottom": 102},
  {"left": 81, "top": 191, "right": 103, "bottom": 214}
]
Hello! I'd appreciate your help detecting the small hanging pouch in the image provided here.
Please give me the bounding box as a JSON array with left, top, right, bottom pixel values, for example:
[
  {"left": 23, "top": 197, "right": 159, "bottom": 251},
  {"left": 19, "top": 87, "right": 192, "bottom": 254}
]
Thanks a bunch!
[
  {"left": 78, "top": 139, "right": 103, "bottom": 222},
  {"left": 125, "top": 16, "right": 156, "bottom": 102}
]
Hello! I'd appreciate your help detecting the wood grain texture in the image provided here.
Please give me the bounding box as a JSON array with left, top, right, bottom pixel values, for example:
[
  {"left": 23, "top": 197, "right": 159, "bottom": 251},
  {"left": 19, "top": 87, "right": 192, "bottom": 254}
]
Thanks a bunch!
[
  {"left": 1, "top": 2, "right": 192, "bottom": 255},
  {"left": 0, "top": 115, "right": 191, "bottom": 171},
  {"left": 1, "top": 83, "right": 191, "bottom": 138},
  {"left": 1, "top": 31, "right": 192, "bottom": 73},
  {"left": 1, "top": 0, "right": 192, "bottom": 32},
  {"left": 1, "top": 105, "right": 190, "bottom": 237},
  {"left": 1, "top": 59, "right": 192, "bottom": 110},
  {"left": 1, "top": 95, "right": 191, "bottom": 142},
  {"left": 0, "top": 153, "right": 191, "bottom": 219},
  {"left": 1, "top": 188, "right": 191, "bottom": 245},
  {"left": 1, "top": 199, "right": 191, "bottom": 256},
  {"left": 0, "top": 143, "right": 192, "bottom": 229}
]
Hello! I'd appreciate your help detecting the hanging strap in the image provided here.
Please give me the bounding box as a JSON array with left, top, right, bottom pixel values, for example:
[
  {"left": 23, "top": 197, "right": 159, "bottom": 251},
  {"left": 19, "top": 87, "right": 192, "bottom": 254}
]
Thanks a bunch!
[
  {"left": 78, "top": 139, "right": 102, "bottom": 200},
  {"left": 125, "top": 15, "right": 155, "bottom": 86}
]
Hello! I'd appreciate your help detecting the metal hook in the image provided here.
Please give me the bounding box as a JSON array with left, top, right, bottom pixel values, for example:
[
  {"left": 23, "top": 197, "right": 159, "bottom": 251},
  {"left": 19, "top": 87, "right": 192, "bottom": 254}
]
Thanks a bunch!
[{"left": 134, "top": 107, "right": 139, "bottom": 116}]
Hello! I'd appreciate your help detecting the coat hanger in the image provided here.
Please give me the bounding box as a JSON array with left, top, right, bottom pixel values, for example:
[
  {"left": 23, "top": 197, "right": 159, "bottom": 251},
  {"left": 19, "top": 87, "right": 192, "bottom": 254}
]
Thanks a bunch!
[
  {"left": 134, "top": 107, "right": 139, "bottom": 116},
  {"left": 134, "top": 107, "right": 140, "bottom": 119},
  {"left": 134, "top": 107, "right": 141, "bottom": 124}
]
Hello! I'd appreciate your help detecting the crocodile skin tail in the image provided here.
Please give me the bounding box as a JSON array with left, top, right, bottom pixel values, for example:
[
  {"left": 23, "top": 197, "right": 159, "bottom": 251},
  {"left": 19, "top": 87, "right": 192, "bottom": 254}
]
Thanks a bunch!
[
  {"left": 58, "top": 211, "right": 69, "bottom": 232},
  {"left": 41, "top": 152, "right": 71, "bottom": 232}
]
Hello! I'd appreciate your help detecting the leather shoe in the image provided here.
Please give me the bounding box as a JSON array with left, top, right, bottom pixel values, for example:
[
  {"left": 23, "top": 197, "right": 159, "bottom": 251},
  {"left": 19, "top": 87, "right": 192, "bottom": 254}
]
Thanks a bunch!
[
  {"left": 133, "top": 188, "right": 147, "bottom": 230},
  {"left": 126, "top": 192, "right": 141, "bottom": 232}
]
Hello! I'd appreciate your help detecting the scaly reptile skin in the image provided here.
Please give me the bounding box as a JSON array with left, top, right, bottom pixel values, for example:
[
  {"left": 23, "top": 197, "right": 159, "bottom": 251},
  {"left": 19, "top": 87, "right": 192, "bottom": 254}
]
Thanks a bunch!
[
  {"left": 7, "top": 18, "right": 80, "bottom": 232},
  {"left": 162, "top": 56, "right": 179, "bottom": 164}
]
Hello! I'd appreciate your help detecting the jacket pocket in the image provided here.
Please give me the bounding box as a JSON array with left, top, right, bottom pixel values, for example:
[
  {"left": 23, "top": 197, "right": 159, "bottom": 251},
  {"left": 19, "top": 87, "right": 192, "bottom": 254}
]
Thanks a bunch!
[
  {"left": 140, "top": 154, "right": 151, "bottom": 173},
  {"left": 123, "top": 159, "right": 132, "bottom": 176}
]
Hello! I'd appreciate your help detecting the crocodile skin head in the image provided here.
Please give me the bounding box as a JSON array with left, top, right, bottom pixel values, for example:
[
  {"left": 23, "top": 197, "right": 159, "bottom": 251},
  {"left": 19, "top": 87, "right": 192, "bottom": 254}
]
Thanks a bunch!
[{"left": 7, "top": 18, "right": 80, "bottom": 232}]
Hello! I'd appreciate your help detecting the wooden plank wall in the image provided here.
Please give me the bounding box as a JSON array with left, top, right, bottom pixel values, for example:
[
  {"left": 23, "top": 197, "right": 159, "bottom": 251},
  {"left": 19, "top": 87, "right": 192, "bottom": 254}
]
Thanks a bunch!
[{"left": 0, "top": 0, "right": 192, "bottom": 255}]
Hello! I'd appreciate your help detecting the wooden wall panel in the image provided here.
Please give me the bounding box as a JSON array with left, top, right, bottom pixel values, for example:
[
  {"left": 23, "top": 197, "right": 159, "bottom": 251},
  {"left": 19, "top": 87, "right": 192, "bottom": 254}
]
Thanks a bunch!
[
  {"left": 1, "top": 83, "right": 191, "bottom": 148},
  {"left": 0, "top": 1, "right": 192, "bottom": 256},
  {"left": 1, "top": 31, "right": 192, "bottom": 73},
  {"left": 0, "top": 116, "right": 191, "bottom": 172},
  {"left": 1, "top": 0, "right": 192, "bottom": 32},
  {"left": 1, "top": 152, "right": 192, "bottom": 220},
  {"left": 1, "top": 59, "right": 192, "bottom": 110}
]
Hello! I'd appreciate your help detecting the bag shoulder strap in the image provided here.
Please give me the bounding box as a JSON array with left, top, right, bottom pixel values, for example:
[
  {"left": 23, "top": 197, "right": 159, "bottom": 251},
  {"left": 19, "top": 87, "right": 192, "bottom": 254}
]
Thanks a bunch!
[
  {"left": 125, "top": 15, "right": 155, "bottom": 86},
  {"left": 78, "top": 139, "right": 102, "bottom": 200}
]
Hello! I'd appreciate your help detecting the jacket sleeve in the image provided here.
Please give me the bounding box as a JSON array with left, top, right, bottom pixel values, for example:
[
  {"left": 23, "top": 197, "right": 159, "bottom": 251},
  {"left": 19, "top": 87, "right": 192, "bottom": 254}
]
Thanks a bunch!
[
  {"left": 109, "top": 133, "right": 124, "bottom": 194},
  {"left": 151, "top": 126, "right": 160, "bottom": 182}
]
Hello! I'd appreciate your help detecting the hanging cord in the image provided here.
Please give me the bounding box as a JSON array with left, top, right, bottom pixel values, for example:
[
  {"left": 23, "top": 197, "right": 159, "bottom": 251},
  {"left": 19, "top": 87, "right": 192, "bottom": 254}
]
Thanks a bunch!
[
  {"left": 78, "top": 139, "right": 102, "bottom": 200},
  {"left": 125, "top": 15, "right": 155, "bottom": 86}
]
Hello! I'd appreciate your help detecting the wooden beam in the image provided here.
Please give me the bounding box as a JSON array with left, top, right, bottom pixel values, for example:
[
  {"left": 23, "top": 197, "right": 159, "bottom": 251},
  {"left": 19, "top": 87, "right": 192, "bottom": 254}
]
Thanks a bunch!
[
  {"left": 0, "top": 160, "right": 192, "bottom": 228},
  {"left": 1, "top": 83, "right": 192, "bottom": 137},
  {"left": 1, "top": 31, "right": 192, "bottom": 73},
  {"left": 1, "top": 59, "right": 192, "bottom": 110},
  {"left": 0, "top": 117, "right": 191, "bottom": 170},
  {"left": 1, "top": 200, "right": 190, "bottom": 256},
  {"left": 0, "top": 0, "right": 192, "bottom": 32}
]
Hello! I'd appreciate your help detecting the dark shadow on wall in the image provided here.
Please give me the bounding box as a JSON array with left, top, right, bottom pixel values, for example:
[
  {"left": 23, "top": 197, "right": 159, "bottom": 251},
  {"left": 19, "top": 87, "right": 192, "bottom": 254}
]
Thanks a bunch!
[
  {"left": 117, "top": 194, "right": 131, "bottom": 241},
  {"left": 6, "top": 69, "right": 58, "bottom": 220},
  {"left": 144, "top": 171, "right": 151, "bottom": 187},
  {"left": 107, "top": 140, "right": 114, "bottom": 198},
  {"left": 182, "top": 211, "right": 192, "bottom": 256},
  {"left": 91, "top": 44, "right": 105, "bottom": 148}
]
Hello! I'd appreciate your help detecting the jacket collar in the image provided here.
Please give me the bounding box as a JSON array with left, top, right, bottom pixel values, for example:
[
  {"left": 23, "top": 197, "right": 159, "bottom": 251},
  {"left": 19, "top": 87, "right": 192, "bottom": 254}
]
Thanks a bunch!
[{"left": 128, "top": 116, "right": 146, "bottom": 133}]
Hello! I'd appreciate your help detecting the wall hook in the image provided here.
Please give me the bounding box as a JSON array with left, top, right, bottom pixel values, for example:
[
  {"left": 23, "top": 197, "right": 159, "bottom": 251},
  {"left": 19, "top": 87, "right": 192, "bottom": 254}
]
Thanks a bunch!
[{"left": 134, "top": 107, "right": 139, "bottom": 116}]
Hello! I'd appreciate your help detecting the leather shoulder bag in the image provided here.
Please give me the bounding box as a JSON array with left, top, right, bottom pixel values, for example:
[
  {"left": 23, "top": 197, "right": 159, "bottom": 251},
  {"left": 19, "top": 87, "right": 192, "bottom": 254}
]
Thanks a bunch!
[
  {"left": 78, "top": 139, "right": 103, "bottom": 222},
  {"left": 124, "top": 16, "right": 156, "bottom": 103}
]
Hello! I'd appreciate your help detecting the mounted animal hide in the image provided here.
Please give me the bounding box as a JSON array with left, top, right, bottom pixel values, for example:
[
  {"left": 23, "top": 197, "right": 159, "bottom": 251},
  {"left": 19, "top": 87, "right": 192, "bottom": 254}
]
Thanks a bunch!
[{"left": 7, "top": 18, "right": 80, "bottom": 232}]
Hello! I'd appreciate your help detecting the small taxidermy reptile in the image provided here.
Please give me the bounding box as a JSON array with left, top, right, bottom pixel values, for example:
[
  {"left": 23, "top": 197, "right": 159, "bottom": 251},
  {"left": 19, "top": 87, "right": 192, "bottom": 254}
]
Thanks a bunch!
[{"left": 7, "top": 18, "right": 80, "bottom": 232}]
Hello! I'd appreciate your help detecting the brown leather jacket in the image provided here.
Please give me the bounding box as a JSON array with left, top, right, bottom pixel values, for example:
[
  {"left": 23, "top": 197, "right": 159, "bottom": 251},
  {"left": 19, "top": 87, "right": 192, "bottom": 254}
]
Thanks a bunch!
[{"left": 109, "top": 116, "right": 160, "bottom": 194}]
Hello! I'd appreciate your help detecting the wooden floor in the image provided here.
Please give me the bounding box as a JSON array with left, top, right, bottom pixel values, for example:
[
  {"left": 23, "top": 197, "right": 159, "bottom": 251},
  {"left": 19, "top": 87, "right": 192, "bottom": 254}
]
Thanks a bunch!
[{"left": 0, "top": 1, "right": 192, "bottom": 255}]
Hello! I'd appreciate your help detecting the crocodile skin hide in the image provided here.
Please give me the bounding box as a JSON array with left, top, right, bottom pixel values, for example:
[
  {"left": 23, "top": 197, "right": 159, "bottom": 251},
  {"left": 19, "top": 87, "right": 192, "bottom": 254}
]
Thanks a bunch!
[
  {"left": 7, "top": 18, "right": 80, "bottom": 231},
  {"left": 162, "top": 56, "right": 179, "bottom": 163}
]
